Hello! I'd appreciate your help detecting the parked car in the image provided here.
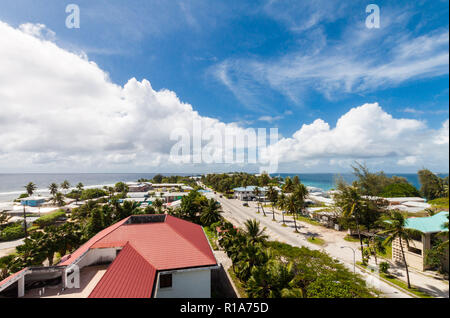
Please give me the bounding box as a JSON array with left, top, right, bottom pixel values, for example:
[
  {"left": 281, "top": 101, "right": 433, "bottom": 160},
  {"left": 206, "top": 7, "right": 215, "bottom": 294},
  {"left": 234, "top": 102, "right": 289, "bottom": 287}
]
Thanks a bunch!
[{"left": 243, "top": 202, "right": 249, "bottom": 207}]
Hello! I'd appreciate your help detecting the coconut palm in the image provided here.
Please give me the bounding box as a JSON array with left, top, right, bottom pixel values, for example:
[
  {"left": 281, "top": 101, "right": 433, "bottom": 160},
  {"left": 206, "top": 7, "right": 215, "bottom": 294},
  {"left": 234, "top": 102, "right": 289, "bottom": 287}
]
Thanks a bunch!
[
  {"left": 252, "top": 187, "right": 261, "bottom": 214},
  {"left": 277, "top": 192, "right": 287, "bottom": 225},
  {"left": 76, "top": 182, "right": 84, "bottom": 191},
  {"left": 286, "top": 194, "right": 299, "bottom": 233},
  {"left": 52, "top": 192, "right": 65, "bottom": 207},
  {"left": 48, "top": 183, "right": 58, "bottom": 197},
  {"left": 334, "top": 184, "right": 366, "bottom": 260},
  {"left": 379, "top": 210, "right": 414, "bottom": 288},
  {"left": 200, "top": 199, "right": 222, "bottom": 226},
  {"left": 25, "top": 182, "right": 37, "bottom": 197},
  {"left": 292, "top": 183, "right": 309, "bottom": 216},
  {"left": 267, "top": 185, "right": 278, "bottom": 222},
  {"left": 60, "top": 180, "right": 70, "bottom": 194},
  {"left": 244, "top": 219, "right": 269, "bottom": 245},
  {"left": 153, "top": 198, "right": 164, "bottom": 214}
]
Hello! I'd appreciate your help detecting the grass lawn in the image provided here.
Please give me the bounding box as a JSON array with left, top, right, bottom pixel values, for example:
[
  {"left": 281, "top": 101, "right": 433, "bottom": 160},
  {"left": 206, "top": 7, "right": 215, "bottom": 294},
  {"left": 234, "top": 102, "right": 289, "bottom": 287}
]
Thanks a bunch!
[
  {"left": 380, "top": 273, "right": 434, "bottom": 298},
  {"left": 296, "top": 216, "right": 322, "bottom": 227},
  {"left": 307, "top": 237, "right": 326, "bottom": 246},
  {"left": 376, "top": 244, "right": 392, "bottom": 259},
  {"left": 227, "top": 268, "right": 247, "bottom": 298},
  {"left": 344, "top": 235, "right": 360, "bottom": 243},
  {"left": 357, "top": 262, "right": 433, "bottom": 298}
]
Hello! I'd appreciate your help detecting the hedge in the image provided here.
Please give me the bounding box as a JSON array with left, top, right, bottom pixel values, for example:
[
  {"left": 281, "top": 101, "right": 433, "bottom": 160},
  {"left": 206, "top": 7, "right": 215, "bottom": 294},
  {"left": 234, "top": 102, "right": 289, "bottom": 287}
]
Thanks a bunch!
[{"left": 34, "top": 210, "right": 66, "bottom": 228}]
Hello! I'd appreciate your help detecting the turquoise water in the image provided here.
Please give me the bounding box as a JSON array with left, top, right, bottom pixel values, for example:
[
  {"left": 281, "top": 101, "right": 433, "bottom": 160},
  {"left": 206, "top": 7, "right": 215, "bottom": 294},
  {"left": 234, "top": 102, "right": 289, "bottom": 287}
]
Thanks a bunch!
[
  {"left": 273, "top": 173, "right": 449, "bottom": 192},
  {"left": 1, "top": 172, "right": 447, "bottom": 202}
]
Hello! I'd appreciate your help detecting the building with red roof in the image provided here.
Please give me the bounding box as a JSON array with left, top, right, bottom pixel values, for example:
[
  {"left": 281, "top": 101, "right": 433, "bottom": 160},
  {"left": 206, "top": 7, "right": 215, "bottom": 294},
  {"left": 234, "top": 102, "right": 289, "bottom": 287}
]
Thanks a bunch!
[{"left": 0, "top": 214, "right": 218, "bottom": 298}]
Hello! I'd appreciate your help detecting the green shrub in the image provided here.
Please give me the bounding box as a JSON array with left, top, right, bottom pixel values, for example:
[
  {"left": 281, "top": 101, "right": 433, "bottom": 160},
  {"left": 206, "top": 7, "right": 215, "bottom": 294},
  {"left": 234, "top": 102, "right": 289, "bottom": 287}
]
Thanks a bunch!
[
  {"left": 380, "top": 183, "right": 420, "bottom": 198},
  {"left": 80, "top": 188, "right": 108, "bottom": 201},
  {"left": 34, "top": 210, "right": 66, "bottom": 228},
  {"left": 379, "top": 262, "right": 390, "bottom": 274},
  {"left": 0, "top": 223, "right": 25, "bottom": 241}
]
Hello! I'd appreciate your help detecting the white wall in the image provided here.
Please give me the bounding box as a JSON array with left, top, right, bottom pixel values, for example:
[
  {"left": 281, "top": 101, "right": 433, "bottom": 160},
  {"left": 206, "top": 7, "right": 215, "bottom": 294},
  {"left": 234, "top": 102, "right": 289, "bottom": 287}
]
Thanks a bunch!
[
  {"left": 76, "top": 248, "right": 118, "bottom": 269},
  {"left": 154, "top": 268, "right": 211, "bottom": 298}
]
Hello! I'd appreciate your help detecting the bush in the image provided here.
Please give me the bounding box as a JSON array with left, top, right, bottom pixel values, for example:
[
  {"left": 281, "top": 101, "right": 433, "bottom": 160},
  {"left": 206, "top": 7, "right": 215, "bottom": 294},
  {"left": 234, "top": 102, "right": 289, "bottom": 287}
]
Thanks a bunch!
[
  {"left": 380, "top": 183, "right": 420, "bottom": 198},
  {"left": 34, "top": 210, "right": 66, "bottom": 228},
  {"left": 0, "top": 223, "right": 25, "bottom": 241},
  {"left": 379, "top": 262, "right": 390, "bottom": 274},
  {"left": 428, "top": 197, "right": 449, "bottom": 210},
  {"left": 80, "top": 188, "right": 108, "bottom": 201}
]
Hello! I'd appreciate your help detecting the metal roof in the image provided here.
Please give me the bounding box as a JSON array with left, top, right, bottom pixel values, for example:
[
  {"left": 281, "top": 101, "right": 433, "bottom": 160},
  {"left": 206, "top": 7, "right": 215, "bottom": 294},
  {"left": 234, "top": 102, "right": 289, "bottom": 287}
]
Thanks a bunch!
[{"left": 405, "top": 211, "right": 449, "bottom": 234}]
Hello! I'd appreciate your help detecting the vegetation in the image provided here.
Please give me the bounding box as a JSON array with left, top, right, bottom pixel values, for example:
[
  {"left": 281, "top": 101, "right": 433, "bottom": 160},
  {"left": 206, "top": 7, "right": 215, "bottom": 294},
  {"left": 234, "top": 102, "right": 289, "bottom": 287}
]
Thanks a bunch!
[
  {"left": 307, "top": 236, "right": 325, "bottom": 246},
  {"left": 0, "top": 223, "right": 25, "bottom": 242},
  {"left": 202, "top": 172, "right": 277, "bottom": 193},
  {"left": 379, "top": 210, "right": 416, "bottom": 289},
  {"left": 351, "top": 162, "right": 413, "bottom": 197},
  {"left": 418, "top": 169, "right": 449, "bottom": 201},
  {"left": 380, "top": 183, "right": 420, "bottom": 198},
  {"left": 217, "top": 219, "right": 374, "bottom": 298},
  {"left": 34, "top": 210, "right": 66, "bottom": 228},
  {"left": 428, "top": 197, "right": 449, "bottom": 210}
]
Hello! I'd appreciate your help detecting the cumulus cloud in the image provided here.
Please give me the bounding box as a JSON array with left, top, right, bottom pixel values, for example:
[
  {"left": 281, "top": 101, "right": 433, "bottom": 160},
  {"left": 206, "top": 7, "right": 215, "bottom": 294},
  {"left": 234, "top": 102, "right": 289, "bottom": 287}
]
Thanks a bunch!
[
  {"left": 263, "top": 103, "right": 448, "bottom": 169},
  {"left": 18, "top": 23, "right": 56, "bottom": 41},
  {"left": 0, "top": 21, "right": 448, "bottom": 172}
]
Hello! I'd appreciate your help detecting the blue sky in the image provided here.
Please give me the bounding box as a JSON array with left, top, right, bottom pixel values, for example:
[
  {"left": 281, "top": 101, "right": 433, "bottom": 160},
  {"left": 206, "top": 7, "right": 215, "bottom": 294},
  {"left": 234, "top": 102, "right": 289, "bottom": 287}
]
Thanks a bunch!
[{"left": 0, "top": 0, "right": 448, "bottom": 173}]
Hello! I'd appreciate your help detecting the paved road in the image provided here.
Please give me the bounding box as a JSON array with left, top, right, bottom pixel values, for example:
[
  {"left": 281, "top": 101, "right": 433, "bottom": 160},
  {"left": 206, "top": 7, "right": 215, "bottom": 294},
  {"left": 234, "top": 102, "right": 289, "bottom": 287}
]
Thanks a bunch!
[{"left": 211, "top": 191, "right": 412, "bottom": 298}]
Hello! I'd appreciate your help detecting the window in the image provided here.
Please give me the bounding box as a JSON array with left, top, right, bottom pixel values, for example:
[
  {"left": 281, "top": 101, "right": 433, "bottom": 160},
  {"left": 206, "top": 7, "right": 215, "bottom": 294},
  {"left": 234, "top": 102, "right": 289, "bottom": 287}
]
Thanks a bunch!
[
  {"left": 159, "top": 274, "right": 172, "bottom": 288},
  {"left": 407, "top": 246, "right": 422, "bottom": 255}
]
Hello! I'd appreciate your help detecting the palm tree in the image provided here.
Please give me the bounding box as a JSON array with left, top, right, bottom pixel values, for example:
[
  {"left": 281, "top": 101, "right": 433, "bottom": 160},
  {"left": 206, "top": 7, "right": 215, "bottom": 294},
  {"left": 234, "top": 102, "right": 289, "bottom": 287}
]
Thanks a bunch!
[
  {"left": 253, "top": 187, "right": 261, "bottom": 214},
  {"left": 379, "top": 210, "right": 414, "bottom": 288},
  {"left": 286, "top": 194, "right": 299, "bottom": 233},
  {"left": 277, "top": 192, "right": 287, "bottom": 226},
  {"left": 200, "top": 199, "right": 222, "bottom": 226},
  {"left": 25, "top": 182, "right": 37, "bottom": 197},
  {"left": 76, "top": 182, "right": 84, "bottom": 191},
  {"left": 48, "top": 183, "right": 58, "bottom": 197},
  {"left": 267, "top": 185, "right": 278, "bottom": 222},
  {"left": 52, "top": 192, "right": 65, "bottom": 207},
  {"left": 244, "top": 219, "right": 269, "bottom": 244},
  {"left": 60, "top": 180, "right": 70, "bottom": 194},
  {"left": 292, "top": 183, "right": 309, "bottom": 216},
  {"left": 334, "top": 184, "right": 366, "bottom": 260},
  {"left": 153, "top": 198, "right": 164, "bottom": 214}
]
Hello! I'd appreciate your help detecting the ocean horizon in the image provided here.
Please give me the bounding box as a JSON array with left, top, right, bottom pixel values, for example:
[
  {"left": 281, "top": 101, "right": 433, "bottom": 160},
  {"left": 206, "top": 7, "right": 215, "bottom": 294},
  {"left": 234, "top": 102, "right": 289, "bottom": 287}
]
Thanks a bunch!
[{"left": 1, "top": 172, "right": 448, "bottom": 203}]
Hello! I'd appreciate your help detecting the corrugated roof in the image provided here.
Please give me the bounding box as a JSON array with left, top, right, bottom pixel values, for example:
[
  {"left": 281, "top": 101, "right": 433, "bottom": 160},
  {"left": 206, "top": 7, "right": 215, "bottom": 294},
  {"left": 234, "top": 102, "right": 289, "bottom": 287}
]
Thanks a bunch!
[
  {"left": 88, "top": 242, "right": 156, "bottom": 298},
  {"left": 91, "top": 215, "right": 216, "bottom": 270},
  {"left": 59, "top": 217, "right": 130, "bottom": 266},
  {"left": 405, "top": 211, "right": 449, "bottom": 234}
]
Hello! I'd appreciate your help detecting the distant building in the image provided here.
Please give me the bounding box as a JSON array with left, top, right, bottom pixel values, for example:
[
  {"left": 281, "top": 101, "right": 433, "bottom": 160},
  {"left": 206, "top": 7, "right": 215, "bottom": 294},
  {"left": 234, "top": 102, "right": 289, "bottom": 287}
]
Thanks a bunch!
[
  {"left": 233, "top": 186, "right": 280, "bottom": 201},
  {"left": 20, "top": 197, "right": 47, "bottom": 207},
  {"left": 392, "top": 211, "right": 449, "bottom": 272},
  {"left": 0, "top": 215, "right": 218, "bottom": 298},
  {"left": 126, "top": 183, "right": 151, "bottom": 192}
]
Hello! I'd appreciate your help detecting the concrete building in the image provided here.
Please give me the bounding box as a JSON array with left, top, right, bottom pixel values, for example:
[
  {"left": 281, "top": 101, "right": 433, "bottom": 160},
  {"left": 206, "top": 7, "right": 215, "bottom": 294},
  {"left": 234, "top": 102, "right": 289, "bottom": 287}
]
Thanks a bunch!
[
  {"left": 392, "top": 211, "right": 449, "bottom": 272},
  {"left": 0, "top": 214, "right": 218, "bottom": 298},
  {"left": 126, "top": 183, "right": 151, "bottom": 192}
]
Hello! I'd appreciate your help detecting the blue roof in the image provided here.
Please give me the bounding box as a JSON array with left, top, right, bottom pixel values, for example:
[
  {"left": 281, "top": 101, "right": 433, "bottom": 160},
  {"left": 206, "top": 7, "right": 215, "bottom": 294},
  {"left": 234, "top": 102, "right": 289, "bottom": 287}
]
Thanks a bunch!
[{"left": 405, "top": 211, "right": 449, "bottom": 234}]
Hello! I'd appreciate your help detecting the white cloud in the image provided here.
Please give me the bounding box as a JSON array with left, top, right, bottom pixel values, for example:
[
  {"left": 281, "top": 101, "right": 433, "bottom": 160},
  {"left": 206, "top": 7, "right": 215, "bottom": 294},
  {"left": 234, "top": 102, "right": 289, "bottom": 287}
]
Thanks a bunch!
[
  {"left": 0, "top": 21, "right": 247, "bottom": 171},
  {"left": 18, "top": 23, "right": 56, "bottom": 41},
  {"left": 0, "top": 21, "right": 447, "bottom": 173},
  {"left": 264, "top": 103, "right": 448, "bottom": 169}
]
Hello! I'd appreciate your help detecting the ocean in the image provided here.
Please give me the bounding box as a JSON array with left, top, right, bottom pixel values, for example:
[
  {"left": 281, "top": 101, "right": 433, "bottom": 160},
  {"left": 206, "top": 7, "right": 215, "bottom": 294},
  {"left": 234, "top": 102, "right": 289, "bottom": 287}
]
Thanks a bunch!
[{"left": 0, "top": 172, "right": 447, "bottom": 203}]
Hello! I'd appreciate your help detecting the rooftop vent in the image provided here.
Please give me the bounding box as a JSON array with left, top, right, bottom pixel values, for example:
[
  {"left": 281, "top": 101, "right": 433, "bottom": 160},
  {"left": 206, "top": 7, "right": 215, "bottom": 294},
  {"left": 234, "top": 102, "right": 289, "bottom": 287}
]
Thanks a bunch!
[{"left": 125, "top": 214, "right": 167, "bottom": 224}]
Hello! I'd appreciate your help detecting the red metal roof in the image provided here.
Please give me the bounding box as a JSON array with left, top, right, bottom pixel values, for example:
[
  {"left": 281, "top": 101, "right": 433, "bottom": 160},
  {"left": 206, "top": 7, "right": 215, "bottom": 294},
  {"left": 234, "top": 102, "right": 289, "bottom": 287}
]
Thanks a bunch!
[
  {"left": 88, "top": 242, "right": 156, "bottom": 298},
  {"left": 90, "top": 215, "right": 216, "bottom": 270},
  {"left": 59, "top": 217, "right": 130, "bottom": 266}
]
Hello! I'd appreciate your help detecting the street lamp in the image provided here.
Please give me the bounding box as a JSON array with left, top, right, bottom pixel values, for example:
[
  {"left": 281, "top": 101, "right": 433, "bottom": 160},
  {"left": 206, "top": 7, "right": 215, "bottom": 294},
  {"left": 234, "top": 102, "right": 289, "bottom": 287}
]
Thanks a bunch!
[{"left": 341, "top": 246, "right": 356, "bottom": 274}]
